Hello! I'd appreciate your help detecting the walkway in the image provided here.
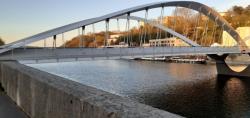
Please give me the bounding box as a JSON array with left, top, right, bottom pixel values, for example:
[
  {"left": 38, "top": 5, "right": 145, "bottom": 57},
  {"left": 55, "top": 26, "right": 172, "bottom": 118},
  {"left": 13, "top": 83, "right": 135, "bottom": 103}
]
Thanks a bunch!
[{"left": 0, "top": 89, "right": 28, "bottom": 118}]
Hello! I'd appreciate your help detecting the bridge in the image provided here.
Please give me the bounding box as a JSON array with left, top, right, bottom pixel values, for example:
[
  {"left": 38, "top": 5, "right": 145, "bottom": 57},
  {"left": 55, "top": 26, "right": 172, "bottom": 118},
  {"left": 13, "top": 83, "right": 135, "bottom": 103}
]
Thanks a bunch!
[{"left": 0, "top": 1, "right": 250, "bottom": 77}]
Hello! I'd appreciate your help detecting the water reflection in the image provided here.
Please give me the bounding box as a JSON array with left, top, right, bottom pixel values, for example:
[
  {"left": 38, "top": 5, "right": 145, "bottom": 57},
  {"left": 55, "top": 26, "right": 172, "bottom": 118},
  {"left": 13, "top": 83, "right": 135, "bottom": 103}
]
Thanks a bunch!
[
  {"left": 27, "top": 60, "right": 250, "bottom": 118},
  {"left": 137, "top": 76, "right": 250, "bottom": 118}
]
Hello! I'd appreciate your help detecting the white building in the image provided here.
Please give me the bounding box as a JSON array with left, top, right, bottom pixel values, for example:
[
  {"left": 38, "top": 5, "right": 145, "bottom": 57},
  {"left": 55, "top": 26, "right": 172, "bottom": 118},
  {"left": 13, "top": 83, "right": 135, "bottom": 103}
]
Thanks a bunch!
[
  {"left": 222, "top": 27, "right": 250, "bottom": 46},
  {"left": 107, "top": 34, "right": 122, "bottom": 45},
  {"left": 149, "top": 37, "right": 189, "bottom": 47}
]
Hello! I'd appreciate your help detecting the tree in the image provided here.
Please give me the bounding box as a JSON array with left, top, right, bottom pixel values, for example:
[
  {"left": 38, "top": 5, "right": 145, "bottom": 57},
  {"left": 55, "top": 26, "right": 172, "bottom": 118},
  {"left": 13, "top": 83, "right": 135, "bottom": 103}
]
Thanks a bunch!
[
  {"left": 244, "top": 5, "right": 250, "bottom": 16},
  {"left": 224, "top": 5, "right": 250, "bottom": 28},
  {"left": 247, "top": 5, "right": 250, "bottom": 10},
  {"left": 233, "top": 6, "right": 244, "bottom": 15},
  {"left": 0, "top": 37, "right": 5, "bottom": 46}
]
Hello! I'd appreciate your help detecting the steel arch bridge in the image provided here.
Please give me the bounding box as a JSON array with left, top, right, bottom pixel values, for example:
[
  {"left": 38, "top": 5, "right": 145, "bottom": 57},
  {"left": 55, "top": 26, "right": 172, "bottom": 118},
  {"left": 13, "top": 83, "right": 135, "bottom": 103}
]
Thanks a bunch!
[
  {"left": 0, "top": 1, "right": 247, "bottom": 52},
  {"left": 1, "top": 0, "right": 250, "bottom": 77}
]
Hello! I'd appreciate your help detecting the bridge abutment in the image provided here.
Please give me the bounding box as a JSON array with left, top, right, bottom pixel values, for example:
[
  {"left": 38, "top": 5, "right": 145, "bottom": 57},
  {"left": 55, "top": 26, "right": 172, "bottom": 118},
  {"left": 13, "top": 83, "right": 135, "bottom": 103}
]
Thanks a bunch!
[{"left": 208, "top": 54, "right": 250, "bottom": 78}]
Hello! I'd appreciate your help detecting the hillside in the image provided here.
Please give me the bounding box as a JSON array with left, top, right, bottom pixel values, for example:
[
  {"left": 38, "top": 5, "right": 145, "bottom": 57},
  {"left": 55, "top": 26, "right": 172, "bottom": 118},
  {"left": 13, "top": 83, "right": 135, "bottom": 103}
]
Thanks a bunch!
[{"left": 64, "top": 5, "right": 250, "bottom": 47}]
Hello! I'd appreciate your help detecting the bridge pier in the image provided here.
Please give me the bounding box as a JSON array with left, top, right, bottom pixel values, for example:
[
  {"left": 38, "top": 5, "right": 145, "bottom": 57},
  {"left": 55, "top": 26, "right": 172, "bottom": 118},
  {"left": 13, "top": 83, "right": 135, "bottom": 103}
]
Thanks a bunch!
[{"left": 208, "top": 54, "right": 250, "bottom": 78}]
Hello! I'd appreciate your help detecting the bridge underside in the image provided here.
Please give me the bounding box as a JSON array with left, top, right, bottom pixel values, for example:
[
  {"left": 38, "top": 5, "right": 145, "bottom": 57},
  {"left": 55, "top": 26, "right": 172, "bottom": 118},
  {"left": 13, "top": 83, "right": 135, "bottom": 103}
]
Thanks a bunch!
[
  {"left": 208, "top": 54, "right": 250, "bottom": 78},
  {"left": 0, "top": 47, "right": 241, "bottom": 64}
]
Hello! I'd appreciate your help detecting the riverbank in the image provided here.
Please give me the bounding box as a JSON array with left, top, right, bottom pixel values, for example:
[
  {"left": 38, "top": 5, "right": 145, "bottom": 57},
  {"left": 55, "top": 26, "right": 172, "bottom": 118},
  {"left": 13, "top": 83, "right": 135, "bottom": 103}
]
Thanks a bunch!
[{"left": 135, "top": 56, "right": 207, "bottom": 64}]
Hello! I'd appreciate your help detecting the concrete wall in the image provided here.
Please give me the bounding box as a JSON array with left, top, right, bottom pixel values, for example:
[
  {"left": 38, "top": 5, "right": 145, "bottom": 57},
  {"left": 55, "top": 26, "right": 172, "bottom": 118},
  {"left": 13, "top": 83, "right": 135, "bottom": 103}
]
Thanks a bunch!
[{"left": 0, "top": 61, "right": 182, "bottom": 118}]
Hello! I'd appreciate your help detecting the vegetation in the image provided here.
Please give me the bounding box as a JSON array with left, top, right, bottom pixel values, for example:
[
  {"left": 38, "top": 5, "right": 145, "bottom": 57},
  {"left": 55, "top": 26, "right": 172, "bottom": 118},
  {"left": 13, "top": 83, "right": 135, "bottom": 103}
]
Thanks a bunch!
[
  {"left": 64, "top": 32, "right": 118, "bottom": 47},
  {"left": 224, "top": 5, "right": 250, "bottom": 28},
  {"left": 0, "top": 37, "right": 5, "bottom": 46},
  {"left": 65, "top": 5, "right": 250, "bottom": 47},
  {"left": 115, "top": 8, "right": 223, "bottom": 46}
]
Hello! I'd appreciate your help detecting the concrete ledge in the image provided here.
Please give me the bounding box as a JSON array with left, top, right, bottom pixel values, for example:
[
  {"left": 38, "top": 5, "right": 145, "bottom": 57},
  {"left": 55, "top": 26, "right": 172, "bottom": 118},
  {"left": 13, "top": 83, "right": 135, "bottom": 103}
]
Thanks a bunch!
[{"left": 0, "top": 61, "right": 182, "bottom": 118}]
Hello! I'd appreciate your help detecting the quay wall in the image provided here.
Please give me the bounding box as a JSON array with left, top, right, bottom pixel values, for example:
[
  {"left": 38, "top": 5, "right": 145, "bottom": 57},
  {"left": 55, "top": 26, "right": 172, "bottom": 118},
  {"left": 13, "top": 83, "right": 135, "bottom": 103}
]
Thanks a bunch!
[{"left": 0, "top": 61, "right": 182, "bottom": 118}]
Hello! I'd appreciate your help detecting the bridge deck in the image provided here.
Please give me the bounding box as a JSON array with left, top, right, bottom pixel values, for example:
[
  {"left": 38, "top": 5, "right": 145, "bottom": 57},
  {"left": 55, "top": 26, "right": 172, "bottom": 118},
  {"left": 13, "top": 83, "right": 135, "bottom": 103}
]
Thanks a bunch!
[{"left": 0, "top": 47, "right": 242, "bottom": 64}]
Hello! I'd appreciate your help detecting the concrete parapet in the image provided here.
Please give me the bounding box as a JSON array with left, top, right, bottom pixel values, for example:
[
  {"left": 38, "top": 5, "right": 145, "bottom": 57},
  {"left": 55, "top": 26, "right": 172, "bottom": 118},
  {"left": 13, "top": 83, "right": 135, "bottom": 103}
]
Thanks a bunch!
[{"left": 0, "top": 61, "right": 182, "bottom": 118}]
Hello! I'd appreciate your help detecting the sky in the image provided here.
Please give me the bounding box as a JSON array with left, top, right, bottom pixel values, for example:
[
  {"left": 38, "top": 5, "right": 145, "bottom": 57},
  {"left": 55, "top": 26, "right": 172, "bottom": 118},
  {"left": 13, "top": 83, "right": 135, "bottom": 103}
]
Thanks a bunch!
[{"left": 0, "top": 0, "right": 250, "bottom": 45}]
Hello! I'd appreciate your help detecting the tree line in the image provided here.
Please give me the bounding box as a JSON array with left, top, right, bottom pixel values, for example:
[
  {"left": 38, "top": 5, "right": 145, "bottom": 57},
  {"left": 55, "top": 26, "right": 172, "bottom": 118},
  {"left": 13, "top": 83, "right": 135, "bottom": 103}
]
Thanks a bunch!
[{"left": 224, "top": 5, "right": 250, "bottom": 28}]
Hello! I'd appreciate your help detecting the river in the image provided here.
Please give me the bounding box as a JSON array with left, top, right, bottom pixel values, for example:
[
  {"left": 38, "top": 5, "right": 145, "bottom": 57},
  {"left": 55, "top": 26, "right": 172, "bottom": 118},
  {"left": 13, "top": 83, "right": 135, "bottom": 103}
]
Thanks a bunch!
[{"left": 27, "top": 60, "right": 250, "bottom": 118}]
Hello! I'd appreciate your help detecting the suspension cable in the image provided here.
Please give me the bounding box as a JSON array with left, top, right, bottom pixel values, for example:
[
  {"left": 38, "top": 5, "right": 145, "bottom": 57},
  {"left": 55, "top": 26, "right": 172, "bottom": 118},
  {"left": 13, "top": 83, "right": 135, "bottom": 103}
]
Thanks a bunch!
[
  {"left": 204, "top": 12, "right": 211, "bottom": 46},
  {"left": 149, "top": 22, "right": 152, "bottom": 46},
  {"left": 78, "top": 28, "right": 81, "bottom": 48},
  {"left": 194, "top": 7, "right": 202, "bottom": 44},
  {"left": 219, "top": 24, "right": 225, "bottom": 47},
  {"left": 156, "top": 16, "right": 160, "bottom": 46},
  {"left": 184, "top": 5, "right": 192, "bottom": 37},
  {"left": 124, "top": 18, "right": 128, "bottom": 45},
  {"left": 227, "top": 29, "right": 232, "bottom": 47},
  {"left": 204, "top": 18, "right": 210, "bottom": 46},
  {"left": 81, "top": 26, "right": 85, "bottom": 48},
  {"left": 159, "top": 6, "right": 164, "bottom": 41},
  {"left": 173, "top": 6, "right": 178, "bottom": 37},
  {"left": 127, "top": 13, "right": 131, "bottom": 47},
  {"left": 105, "top": 19, "right": 109, "bottom": 47},
  {"left": 44, "top": 38, "right": 46, "bottom": 48},
  {"left": 143, "top": 9, "right": 149, "bottom": 46},
  {"left": 210, "top": 22, "right": 216, "bottom": 46},
  {"left": 53, "top": 35, "right": 56, "bottom": 49},
  {"left": 164, "top": 10, "right": 168, "bottom": 38},
  {"left": 201, "top": 17, "right": 209, "bottom": 46},
  {"left": 182, "top": 16, "right": 187, "bottom": 38},
  {"left": 62, "top": 33, "right": 65, "bottom": 48},
  {"left": 138, "top": 20, "right": 142, "bottom": 47},
  {"left": 211, "top": 17, "right": 218, "bottom": 46},
  {"left": 117, "top": 19, "right": 120, "bottom": 33},
  {"left": 92, "top": 24, "right": 97, "bottom": 48},
  {"left": 117, "top": 19, "right": 121, "bottom": 46}
]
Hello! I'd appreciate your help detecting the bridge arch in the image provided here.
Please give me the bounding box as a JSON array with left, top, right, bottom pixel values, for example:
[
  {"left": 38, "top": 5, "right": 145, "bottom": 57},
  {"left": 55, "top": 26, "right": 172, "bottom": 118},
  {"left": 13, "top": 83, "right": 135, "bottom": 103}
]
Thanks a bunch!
[
  {"left": 0, "top": 1, "right": 245, "bottom": 53},
  {"left": 115, "top": 16, "right": 200, "bottom": 47}
]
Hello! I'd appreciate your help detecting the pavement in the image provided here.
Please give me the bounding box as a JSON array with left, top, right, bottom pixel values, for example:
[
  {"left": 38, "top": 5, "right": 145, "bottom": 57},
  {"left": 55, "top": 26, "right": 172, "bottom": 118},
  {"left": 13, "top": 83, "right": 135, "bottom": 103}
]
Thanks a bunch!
[{"left": 0, "top": 89, "right": 28, "bottom": 118}]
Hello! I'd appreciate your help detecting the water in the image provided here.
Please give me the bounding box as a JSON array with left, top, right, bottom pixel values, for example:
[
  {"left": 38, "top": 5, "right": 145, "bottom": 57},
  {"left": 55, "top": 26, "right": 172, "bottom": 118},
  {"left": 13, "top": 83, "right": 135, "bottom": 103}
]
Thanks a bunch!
[{"left": 27, "top": 60, "right": 250, "bottom": 118}]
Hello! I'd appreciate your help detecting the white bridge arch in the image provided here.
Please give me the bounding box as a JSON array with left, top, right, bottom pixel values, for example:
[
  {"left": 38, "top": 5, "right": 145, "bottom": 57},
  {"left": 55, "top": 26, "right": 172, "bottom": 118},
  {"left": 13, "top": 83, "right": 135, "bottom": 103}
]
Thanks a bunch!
[{"left": 0, "top": 1, "right": 246, "bottom": 54}]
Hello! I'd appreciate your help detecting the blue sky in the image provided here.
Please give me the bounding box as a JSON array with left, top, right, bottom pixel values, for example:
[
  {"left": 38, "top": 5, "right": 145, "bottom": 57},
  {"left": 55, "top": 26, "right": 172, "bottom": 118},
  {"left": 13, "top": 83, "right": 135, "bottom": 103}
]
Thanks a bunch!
[{"left": 0, "top": 0, "right": 250, "bottom": 44}]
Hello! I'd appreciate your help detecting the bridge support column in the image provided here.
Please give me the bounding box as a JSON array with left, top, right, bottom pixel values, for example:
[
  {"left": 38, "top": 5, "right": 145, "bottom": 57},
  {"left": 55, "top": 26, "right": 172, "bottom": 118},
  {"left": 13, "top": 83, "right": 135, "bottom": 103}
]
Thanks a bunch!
[{"left": 208, "top": 54, "right": 250, "bottom": 78}]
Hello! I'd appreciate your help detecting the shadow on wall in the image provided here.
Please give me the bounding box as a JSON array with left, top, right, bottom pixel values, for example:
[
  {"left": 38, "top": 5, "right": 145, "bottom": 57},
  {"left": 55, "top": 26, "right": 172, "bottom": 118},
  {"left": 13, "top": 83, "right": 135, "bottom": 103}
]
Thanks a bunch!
[{"left": 0, "top": 82, "right": 4, "bottom": 92}]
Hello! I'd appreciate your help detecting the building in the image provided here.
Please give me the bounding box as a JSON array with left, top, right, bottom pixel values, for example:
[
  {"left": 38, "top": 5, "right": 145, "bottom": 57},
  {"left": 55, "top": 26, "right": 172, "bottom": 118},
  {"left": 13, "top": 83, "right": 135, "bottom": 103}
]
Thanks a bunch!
[
  {"left": 219, "top": 12, "right": 228, "bottom": 17},
  {"left": 222, "top": 27, "right": 250, "bottom": 46},
  {"left": 107, "top": 34, "right": 122, "bottom": 45},
  {"left": 149, "top": 37, "right": 189, "bottom": 47}
]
